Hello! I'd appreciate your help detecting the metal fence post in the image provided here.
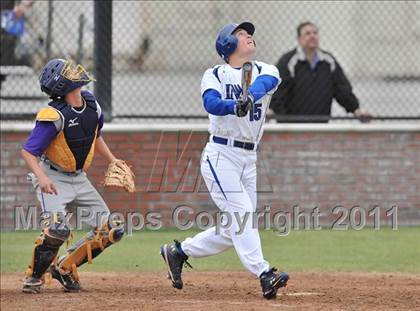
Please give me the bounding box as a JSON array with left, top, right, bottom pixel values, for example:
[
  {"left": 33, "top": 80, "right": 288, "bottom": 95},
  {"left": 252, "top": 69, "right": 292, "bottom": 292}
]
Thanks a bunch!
[
  {"left": 94, "top": 0, "right": 113, "bottom": 121},
  {"left": 45, "top": 0, "right": 53, "bottom": 60},
  {"left": 76, "top": 14, "right": 85, "bottom": 64}
]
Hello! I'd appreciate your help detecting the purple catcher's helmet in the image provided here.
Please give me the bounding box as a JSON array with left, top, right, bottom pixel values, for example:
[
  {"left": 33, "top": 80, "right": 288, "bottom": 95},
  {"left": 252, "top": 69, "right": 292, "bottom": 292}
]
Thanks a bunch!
[
  {"left": 215, "top": 22, "right": 255, "bottom": 62},
  {"left": 39, "top": 59, "right": 94, "bottom": 98}
]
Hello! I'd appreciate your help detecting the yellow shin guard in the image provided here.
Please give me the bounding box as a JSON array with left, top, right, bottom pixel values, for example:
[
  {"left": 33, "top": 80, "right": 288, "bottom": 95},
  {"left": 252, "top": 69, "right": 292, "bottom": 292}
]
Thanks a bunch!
[
  {"left": 25, "top": 226, "right": 70, "bottom": 279},
  {"left": 57, "top": 222, "right": 123, "bottom": 281}
]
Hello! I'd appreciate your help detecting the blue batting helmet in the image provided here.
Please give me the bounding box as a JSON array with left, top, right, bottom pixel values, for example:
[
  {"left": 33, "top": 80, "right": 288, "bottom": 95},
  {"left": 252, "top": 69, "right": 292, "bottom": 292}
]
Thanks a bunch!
[
  {"left": 39, "top": 59, "right": 94, "bottom": 98},
  {"left": 215, "top": 22, "right": 255, "bottom": 62}
]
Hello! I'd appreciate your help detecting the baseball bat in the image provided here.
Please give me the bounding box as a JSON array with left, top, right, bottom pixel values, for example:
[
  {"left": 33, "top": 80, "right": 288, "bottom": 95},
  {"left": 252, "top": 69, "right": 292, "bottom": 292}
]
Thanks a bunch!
[{"left": 241, "top": 61, "right": 253, "bottom": 115}]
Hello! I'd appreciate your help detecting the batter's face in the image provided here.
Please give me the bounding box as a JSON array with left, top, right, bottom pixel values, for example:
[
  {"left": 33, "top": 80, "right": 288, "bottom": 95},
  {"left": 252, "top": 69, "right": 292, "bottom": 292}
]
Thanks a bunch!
[
  {"left": 233, "top": 28, "right": 256, "bottom": 57},
  {"left": 298, "top": 24, "right": 319, "bottom": 50}
]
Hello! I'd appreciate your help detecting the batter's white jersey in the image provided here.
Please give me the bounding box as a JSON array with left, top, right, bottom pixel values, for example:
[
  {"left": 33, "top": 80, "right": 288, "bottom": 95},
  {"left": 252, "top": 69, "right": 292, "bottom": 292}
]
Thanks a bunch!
[{"left": 201, "top": 61, "right": 280, "bottom": 144}]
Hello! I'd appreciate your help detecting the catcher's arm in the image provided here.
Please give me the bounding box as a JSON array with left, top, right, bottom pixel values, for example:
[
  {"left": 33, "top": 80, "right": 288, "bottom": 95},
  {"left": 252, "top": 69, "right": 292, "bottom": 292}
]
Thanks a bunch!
[
  {"left": 95, "top": 136, "right": 117, "bottom": 163},
  {"left": 21, "top": 149, "right": 58, "bottom": 195}
]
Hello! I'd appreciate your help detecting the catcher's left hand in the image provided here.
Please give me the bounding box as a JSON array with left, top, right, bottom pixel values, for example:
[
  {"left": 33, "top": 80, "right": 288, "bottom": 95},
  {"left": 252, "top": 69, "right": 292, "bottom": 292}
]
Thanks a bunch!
[{"left": 103, "top": 159, "right": 136, "bottom": 192}]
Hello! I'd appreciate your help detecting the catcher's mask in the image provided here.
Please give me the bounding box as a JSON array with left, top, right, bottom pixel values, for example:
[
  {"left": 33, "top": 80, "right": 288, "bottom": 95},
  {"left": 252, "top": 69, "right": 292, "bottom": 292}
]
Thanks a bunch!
[{"left": 39, "top": 59, "right": 95, "bottom": 98}]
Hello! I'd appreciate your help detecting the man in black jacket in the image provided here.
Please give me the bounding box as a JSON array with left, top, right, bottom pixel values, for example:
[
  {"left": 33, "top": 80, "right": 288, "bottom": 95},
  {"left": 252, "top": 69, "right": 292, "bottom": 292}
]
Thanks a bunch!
[{"left": 270, "top": 22, "right": 370, "bottom": 122}]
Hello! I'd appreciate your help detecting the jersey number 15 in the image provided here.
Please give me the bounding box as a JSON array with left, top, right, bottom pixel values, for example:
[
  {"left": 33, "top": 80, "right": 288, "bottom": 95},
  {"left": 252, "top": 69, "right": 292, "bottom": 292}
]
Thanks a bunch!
[{"left": 249, "top": 103, "right": 262, "bottom": 121}]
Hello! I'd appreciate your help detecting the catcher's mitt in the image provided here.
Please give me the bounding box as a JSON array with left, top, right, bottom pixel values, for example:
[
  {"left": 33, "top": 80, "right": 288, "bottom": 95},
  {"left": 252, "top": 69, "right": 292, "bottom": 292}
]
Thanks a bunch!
[{"left": 103, "top": 159, "right": 136, "bottom": 193}]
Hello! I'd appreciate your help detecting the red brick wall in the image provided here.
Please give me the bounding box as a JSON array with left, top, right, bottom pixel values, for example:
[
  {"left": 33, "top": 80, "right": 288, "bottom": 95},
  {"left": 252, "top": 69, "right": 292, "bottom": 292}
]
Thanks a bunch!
[{"left": 1, "top": 128, "right": 419, "bottom": 229}]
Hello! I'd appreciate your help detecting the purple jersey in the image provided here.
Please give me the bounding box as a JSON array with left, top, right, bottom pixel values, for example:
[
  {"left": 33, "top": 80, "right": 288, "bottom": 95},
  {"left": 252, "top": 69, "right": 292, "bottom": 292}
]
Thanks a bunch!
[{"left": 23, "top": 113, "right": 104, "bottom": 157}]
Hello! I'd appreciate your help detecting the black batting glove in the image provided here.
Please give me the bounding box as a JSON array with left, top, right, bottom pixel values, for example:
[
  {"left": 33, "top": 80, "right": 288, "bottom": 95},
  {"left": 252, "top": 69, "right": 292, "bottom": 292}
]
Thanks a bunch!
[{"left": 234, "top": 94, "right": 254, "bottom": 117}]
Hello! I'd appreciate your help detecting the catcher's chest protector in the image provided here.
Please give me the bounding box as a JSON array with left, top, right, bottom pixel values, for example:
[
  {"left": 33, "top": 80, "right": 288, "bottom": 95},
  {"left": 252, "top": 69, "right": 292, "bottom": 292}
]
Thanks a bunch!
[{"left": 45, "top": 91, "right": 99, "bottom": 172}]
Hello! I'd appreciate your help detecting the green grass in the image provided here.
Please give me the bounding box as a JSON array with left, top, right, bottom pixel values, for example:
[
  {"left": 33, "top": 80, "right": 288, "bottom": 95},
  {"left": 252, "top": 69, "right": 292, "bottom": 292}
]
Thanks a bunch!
[{"left": 1, "top": 227, "right": 419, "bottom": 274}]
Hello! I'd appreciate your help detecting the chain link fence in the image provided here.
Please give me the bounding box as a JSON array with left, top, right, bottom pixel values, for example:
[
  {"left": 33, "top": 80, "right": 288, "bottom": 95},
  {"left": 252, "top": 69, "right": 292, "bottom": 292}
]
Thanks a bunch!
[{"left": 1, "top": 1, "right": 419, "bottom": 122}]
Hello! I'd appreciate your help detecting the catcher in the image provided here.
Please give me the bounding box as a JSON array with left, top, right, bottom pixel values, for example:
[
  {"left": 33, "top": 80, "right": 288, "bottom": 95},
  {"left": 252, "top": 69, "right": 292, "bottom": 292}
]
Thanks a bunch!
[{"left": 21, "top": 58, "right": 135, "bottom": 294}]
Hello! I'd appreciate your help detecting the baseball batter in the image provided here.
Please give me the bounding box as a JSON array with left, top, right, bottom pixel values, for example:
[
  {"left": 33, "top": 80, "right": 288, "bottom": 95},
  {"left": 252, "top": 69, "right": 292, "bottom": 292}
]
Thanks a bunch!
[
  {"left": 161, "top": 22, "right": 289, "bottom": 299},
  {"left": 21, "top": 59, "right": 128, "bottom": 294}
]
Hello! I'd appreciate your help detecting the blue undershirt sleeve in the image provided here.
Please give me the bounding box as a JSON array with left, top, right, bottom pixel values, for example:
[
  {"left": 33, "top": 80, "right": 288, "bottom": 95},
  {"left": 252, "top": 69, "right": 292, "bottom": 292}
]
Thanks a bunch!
[
  {"left": 202, "top": 89, "right": 236, "bottom": 116},
  {"left": 249, "top": 75, "right": 279, "bottom": 102}
]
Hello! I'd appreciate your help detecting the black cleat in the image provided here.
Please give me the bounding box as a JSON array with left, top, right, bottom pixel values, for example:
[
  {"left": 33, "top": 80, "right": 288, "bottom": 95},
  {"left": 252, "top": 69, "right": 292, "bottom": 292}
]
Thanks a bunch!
[
  {"left": 49, "top": 265, "right": 81, "bottom": 292},
  {"left": 260, "top": 268, "right": 289, "bottom": 299},
  {"left": 160, "top": 240, "right": 192, "bottom": 289},
  {"left": 22, "top": 277, "right": 43, "bottom": 294}
]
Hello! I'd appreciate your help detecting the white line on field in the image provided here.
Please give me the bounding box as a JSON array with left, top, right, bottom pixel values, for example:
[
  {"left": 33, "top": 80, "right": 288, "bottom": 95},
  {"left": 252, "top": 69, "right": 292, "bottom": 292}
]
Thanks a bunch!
[
  {"left": 286, "top": 292, "right": 324, "bottom": 296},
  {"left": 161, "top": 299, "right": 307, "bottom": 308}
]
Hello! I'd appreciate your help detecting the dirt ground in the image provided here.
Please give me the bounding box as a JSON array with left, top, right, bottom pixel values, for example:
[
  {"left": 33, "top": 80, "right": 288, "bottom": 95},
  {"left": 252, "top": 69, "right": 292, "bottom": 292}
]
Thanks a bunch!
[{"left": 1, "top": 271, "right": 419, "bottom": 311}]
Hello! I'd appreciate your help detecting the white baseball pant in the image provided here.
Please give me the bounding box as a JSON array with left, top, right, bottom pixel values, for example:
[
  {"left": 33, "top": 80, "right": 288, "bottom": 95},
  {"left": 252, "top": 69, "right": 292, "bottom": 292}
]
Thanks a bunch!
[{"left": 181, "top": 142, "right": 270, "bottom": 277}]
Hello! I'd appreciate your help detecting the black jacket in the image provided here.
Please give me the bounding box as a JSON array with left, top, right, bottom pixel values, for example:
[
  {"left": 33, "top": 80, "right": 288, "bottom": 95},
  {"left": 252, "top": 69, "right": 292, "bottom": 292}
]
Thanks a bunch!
[{"left": 270, "top": 47, "right": 359, "bottom": 122}]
